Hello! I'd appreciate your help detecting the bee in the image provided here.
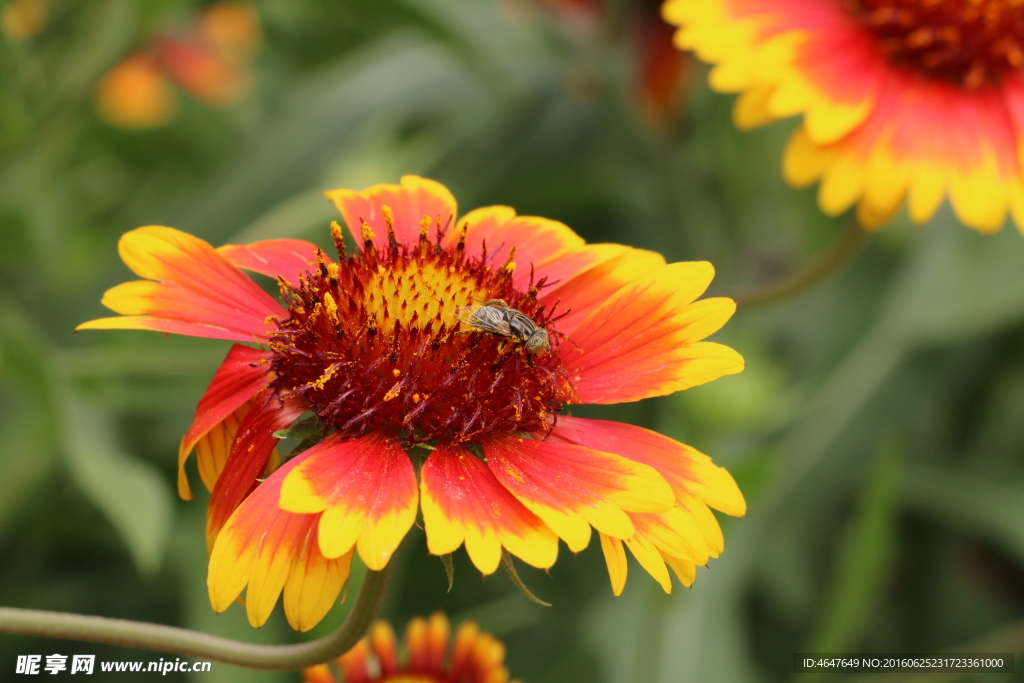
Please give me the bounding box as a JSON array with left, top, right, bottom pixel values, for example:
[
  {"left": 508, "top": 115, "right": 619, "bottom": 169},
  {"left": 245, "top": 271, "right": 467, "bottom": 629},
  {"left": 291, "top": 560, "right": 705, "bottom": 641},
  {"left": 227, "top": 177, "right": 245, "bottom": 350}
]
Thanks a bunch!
[{"left": 456, "top": 299, "right": 550, "bottom": 354}]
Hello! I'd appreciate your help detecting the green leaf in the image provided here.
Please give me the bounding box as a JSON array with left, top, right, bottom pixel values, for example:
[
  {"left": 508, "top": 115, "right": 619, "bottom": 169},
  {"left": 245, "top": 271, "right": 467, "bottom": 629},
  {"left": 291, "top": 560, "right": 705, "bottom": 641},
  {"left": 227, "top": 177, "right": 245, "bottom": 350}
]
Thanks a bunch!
[
  {"left": 60, "top": 389, "right": 174, "bottom": 575},
  {"left": 501, "top": 550, "right": 551, "bottom": 607},
  {"left": 440, "top": 553, "right": 454, "bottom": 592},
  {"left": 806, "top": 439, "right": 902, "bottom": 652},
  {"left": 272, "top": 417, "right": 322, "bottom": 441}
]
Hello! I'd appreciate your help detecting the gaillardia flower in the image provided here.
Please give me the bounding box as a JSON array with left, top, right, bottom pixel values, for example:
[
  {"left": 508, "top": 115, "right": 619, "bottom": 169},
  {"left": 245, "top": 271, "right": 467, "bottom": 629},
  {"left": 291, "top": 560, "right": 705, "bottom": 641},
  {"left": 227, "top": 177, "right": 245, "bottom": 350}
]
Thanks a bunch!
[
  {"left": 665, "top": 0, "right": 1024, "bottom": 232},
  {"left": 303, "top": 613, "right": 517, "bottom": 683},
  {"left": 79, "top": 176, "right": 745, "bottom": 630},
  {"left": 95, "top": 1, "right": 261, "bottom": 129}
]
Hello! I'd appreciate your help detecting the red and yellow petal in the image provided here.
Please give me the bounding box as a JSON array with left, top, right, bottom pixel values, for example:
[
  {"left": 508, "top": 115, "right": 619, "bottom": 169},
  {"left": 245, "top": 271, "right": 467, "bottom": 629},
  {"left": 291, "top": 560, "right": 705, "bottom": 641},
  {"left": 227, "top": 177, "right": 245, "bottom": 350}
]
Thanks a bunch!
[
  {"left": 301, "top": 664, "right": 336, "bottom": 683},
  {"left": 282, "top": 517, "right": 354, "bottom": 632},
  {"left": 208, "top": 450, "right": 353, "bottom": 630},
  {"left": 599, "top": 533, "right": 628, "bottom": 595},
  {"left": 336, "top": 639, "right": 372, "bottom": 683},
  {"left": 326, "top": 175, "right": 457, "bottom": 251},
  {"left": 450, "top": 206, "right": 586, "bottom": 289},
  {"left": 370, "top": 620, "right": 400, "bottom": 676},
  {"left": 316, "top": 614, "right": 516, "bottom": 683},
  {"left": 77, "top": 226, "right": 284, "bottom": 341},
  {"left": 217, "top": 238, "right": 323, "bottom": 284},
  {"left": 529, "top": 243, "right": 630, "bottom": 294},
  {"left": 787, "top": 75, "right": 1024, "bottom": 233},
  {"left": 405, "top": 612, "right": 449, "bottom": 676},
  {"left": 666, "top": 0, "right": 881, "bottom": 143},
  {"left": 206, "top": 389, "right": 305, "bottom": 551},
  {"left": 600, "top": 523, "right": 703, "bottom": 597},
  {"left": 483, "top": 435, "right": 674, "bottom": 552},
  {"left": 177, "top": 343, "right": 271, "bottom": 499},
  {"left": 420, "top": 443, "right": 559, "bottom": 574},
  {"left": 550, "top": 416, "right": 744, "bottom": 593},
  {"left": 193, "top": 402, "right": 248, "bottom": 495},
  {"left": 549, "top": 415, "right": 746, "bottom": 516},
  {"left": 279, "top": 432, "right": 419, "bottom": 570},
  {"left": 667, "top": 0, "right": 1024, "bottom": 233},
  {"left": 562, "top": 261, "right": 743, "bottom": 404},
  {"left": 541, "top": 246, "right": 666, "bottom": 335}
]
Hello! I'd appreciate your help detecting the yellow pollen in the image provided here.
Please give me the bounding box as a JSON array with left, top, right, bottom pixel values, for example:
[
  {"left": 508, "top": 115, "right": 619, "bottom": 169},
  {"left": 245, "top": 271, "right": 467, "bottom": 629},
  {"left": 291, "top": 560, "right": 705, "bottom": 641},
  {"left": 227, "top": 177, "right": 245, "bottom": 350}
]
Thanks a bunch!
[
  {"left": 503, "top": 260, "right": 517, "bottom": 273},
  {"left": 361, "top": 221, "right": 376, "bottom": 242},
  {"left": 383, "top": 380, "right": 403, "bottom": 402},
  {"left": 392, "top": 368, "right": 401, "bottom": 377},
  {"left": 382, "top": 205, "right": 395, "bottom": 231},
  {"left": 327, "top": 262, "right": 339, "bottom": 279},
  {"left": 413, "top": 393, "right": 421, "bottom": 403},
  {"left": 330, "top": 220, "right": 345, "bottom": 243},
  {"left": 308, "top": 363, "right": 338, "bottom": 391},
  {"left": 264, "top": 316, "right": 277, "bottom": 326},
  {"left": 323, "top": 292, "right": 340, "bottom": 324},
  {"left": 419, "top": 215, "right": 431, "bottom": 237}
]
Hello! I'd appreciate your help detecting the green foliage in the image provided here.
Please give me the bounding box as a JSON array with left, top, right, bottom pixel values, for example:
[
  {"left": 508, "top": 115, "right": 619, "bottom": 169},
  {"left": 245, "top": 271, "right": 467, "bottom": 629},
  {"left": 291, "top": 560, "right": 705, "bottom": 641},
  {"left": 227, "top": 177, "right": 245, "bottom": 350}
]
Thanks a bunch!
[{"left": 2, "top": 1, "right": 1024, "bottom": 682}]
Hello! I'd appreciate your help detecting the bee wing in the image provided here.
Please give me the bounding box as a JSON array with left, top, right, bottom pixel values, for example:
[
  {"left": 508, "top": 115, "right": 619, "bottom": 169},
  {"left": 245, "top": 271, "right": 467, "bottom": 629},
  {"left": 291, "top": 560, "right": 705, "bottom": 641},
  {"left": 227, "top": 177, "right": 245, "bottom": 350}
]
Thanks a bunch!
[{"left": 457, "top": 305, "right": 512, "bottom": 335}]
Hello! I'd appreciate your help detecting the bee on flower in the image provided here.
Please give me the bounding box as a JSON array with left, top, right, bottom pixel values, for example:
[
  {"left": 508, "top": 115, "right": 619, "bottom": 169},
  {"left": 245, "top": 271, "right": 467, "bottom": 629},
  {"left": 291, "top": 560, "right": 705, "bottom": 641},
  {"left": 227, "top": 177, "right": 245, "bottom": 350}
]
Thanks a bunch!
[
  {"left": 456, "top": 299, "right": 551, "bottom": 354},
  {"left": 79, "top": 176, "right": 746, "bottom": 631}
]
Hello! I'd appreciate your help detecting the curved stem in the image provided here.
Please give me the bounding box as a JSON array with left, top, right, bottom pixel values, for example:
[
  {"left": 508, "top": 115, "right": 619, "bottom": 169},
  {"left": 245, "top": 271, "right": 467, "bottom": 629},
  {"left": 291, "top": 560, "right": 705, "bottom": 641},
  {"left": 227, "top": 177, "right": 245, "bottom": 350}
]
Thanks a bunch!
[
  {"left": 727, "top": 220, "right": 872, "bottom": 308},
  {"left": 0, "top": 565, "right": 389, "bottom": 671}
]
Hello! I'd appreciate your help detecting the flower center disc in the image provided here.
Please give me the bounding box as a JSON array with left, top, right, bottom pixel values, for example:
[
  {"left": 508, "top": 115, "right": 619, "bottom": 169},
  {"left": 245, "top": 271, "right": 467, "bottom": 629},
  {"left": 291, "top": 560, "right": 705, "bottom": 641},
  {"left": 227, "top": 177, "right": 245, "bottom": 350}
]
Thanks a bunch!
[
  {"left": 844, "top": 0, "right": 1024, "bottom": 87},
  {"left": 267, "top": 227, "right": 576, "bottom": 445}
]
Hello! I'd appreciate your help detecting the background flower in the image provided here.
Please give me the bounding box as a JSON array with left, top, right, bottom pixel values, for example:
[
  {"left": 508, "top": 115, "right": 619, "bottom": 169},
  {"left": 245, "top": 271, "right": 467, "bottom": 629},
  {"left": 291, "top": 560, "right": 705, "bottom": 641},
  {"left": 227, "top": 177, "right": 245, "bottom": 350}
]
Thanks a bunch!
[
  {"left": 0, "top": 0, "right": 49, "bottom": 40},
  {"left": 303, "top": 613, "right": 517, "bottom": 683},
  {"left": 665, "top": 0, "right": 1024, "bottom": 233},
  {"left": 94, "top": 2, "right": 261, "bottom": 129}
]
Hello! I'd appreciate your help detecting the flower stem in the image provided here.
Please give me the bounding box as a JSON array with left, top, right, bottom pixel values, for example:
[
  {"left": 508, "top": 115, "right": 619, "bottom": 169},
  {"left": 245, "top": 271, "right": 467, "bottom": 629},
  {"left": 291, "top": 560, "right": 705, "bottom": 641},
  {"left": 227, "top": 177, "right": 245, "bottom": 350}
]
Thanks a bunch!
[
  {"left": 728, "top": 220, "right": 871, "bottom": 308},
  {"left": 0, "top": 565, "right": 389, "bottom": 671}
]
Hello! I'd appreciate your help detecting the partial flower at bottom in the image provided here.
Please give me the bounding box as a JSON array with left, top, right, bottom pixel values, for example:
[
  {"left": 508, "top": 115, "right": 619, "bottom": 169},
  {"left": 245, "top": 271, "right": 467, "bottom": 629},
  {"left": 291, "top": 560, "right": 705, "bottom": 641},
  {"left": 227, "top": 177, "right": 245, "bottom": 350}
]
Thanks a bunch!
[
  {"left": 303, "top": 613, "right": 515, "bottom": 683},
  {"left": 78, "top": 175, "right": 746, "bottom": 631}
]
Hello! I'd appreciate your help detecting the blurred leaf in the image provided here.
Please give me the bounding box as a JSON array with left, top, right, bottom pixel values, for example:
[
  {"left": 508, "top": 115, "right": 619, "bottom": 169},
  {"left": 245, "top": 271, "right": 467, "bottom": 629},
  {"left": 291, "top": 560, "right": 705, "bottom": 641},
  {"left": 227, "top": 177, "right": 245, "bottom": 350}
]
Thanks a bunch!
[
  {"left": 1, "top": 300, "right": 174, "bottom": 572},
  {"left": 902, "top": 466, "right": 1024, "bottom": 566},
  {"left": 0, "top": 401, "right": 54, "bottom": 534},
  {"left": 884, "top": 219, "right": 1024, "bottom": 346},
  {"left": 658, "top": 572, "right": 758, "bottom": 683},
  {"left": 59, "top": 387, "right": 174, "bottom": 575},
  {"left": 395, "top": 0, "right": 548, "bottom": 89},
  {"left": 807, "top": 439, "right": 902, "bottom": 652},
  {"left": 168, "top": 505, "right": 291, "bottom": 683},
  {"left": 176, "top": 33, "right": 489, "bottom": 240},
  {"left": 49, "top": 0, "right": 137, "bottom": 103},
  {"left": 0, "top": 302, "right": 58, "bottom": 531}
]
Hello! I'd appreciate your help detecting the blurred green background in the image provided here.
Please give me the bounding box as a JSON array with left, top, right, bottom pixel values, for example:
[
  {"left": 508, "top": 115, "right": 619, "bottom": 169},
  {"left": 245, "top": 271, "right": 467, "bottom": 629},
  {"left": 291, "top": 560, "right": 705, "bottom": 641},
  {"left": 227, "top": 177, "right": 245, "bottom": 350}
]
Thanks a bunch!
[{"left": 2, "top": 1, "right": 1024, "bottom": 681}]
